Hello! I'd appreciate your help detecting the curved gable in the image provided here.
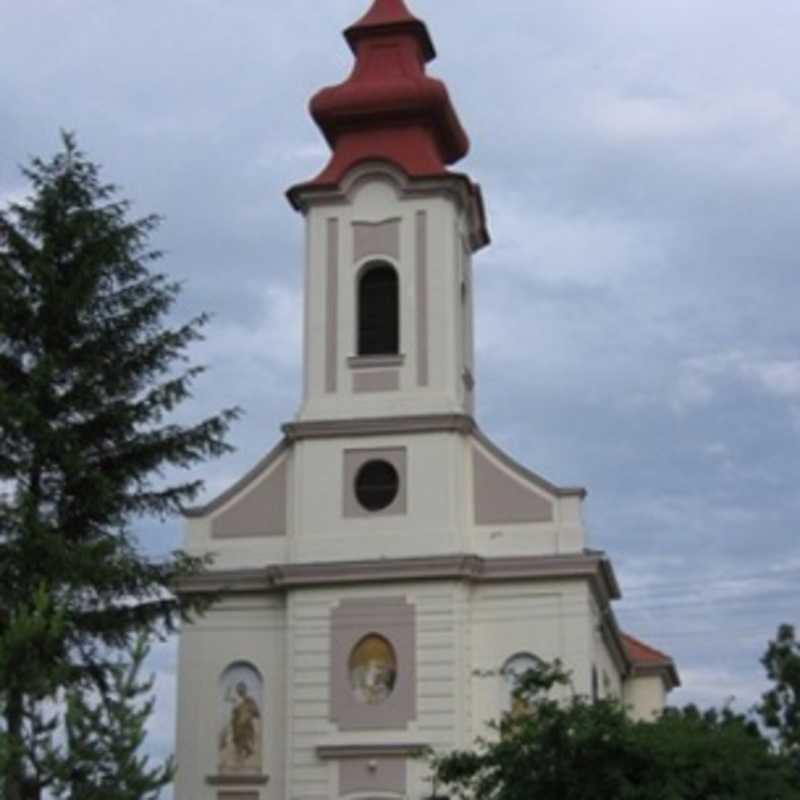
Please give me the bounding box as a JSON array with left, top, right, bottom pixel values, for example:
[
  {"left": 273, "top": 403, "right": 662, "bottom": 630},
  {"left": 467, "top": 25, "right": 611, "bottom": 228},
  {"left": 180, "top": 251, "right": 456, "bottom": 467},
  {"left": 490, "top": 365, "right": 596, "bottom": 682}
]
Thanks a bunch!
[
  {"left": 471, "top": 431, "right": 587, "bottom": 527},
  {"left": 185, "top": 439, "right": 290, "bottom": 539}
]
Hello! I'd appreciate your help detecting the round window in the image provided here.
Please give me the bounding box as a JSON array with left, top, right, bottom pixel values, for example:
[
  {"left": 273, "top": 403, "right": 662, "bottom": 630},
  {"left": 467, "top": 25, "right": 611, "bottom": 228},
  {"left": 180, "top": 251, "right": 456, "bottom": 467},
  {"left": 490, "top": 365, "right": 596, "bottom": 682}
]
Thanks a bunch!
[{"left": 355, "top": 460, "right": 399, "bottom": 512}]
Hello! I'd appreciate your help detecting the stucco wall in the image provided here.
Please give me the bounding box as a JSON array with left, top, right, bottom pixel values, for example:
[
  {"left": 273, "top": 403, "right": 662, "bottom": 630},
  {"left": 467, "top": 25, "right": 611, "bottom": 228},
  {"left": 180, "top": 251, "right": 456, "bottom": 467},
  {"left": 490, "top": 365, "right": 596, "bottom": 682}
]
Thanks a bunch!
[
  {"left": 298, "top": 167, "right": 476, "bottom": 423},
  {"left": 174, "top": 595, "right": 286, "bottom": 800},
  {"left": 624, "top": 674, "right": 667, "bottom": 721}
]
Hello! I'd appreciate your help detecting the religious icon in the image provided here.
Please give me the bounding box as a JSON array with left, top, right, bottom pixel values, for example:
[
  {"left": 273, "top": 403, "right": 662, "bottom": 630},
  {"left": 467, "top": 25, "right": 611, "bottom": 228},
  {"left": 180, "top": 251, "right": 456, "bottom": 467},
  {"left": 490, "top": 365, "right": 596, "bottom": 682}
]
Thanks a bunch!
[
  {"left": 349, "top": 633, "right": 398, "bottom": 705},
  {"left": 502, "top": 652, "right": 541, "bottom": 716},
  {"left": 218, "top": 664, "right": 263, "bottom": 773}
]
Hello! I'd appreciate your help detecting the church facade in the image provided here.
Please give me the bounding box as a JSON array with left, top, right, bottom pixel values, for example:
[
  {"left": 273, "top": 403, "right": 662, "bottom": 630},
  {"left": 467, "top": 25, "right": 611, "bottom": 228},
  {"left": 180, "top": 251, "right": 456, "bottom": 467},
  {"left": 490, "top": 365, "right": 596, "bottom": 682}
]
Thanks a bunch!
[{"left": 174, "top": 2, "right": 678, "bottom": 799}]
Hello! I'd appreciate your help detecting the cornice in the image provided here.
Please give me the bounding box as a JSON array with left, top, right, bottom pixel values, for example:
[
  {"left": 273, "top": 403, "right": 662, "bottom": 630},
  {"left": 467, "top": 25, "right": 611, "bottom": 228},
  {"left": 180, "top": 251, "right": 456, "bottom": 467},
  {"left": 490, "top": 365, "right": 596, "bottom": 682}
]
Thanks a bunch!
[
  {"left": 176, "top": 552, "right": 620, "bottom": 599},
  {"left": 282, "top": 413, "right": 476, "bottom": 441},
  {"left": 316, "top": 743, "right": 429, "bottom": 759}
]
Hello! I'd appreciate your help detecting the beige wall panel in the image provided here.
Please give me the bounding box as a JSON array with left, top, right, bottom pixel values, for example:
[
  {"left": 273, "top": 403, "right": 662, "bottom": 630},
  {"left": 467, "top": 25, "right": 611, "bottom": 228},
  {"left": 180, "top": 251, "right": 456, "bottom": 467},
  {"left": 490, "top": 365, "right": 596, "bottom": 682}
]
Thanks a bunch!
[
  {"left": 174, "top": 598, "right": 286, "bottom": 800},
  {"left": 211, "top": 458, "right": 287, "bottom": 539},
  {"left": 352, "top": 218, "right": 401, "bottom": 263},
  {"left": 624, "top": 675, "right": 667, "bottom": 721},
  {"left": 473, "top": 447, "right": 554, "bottom": 525}
]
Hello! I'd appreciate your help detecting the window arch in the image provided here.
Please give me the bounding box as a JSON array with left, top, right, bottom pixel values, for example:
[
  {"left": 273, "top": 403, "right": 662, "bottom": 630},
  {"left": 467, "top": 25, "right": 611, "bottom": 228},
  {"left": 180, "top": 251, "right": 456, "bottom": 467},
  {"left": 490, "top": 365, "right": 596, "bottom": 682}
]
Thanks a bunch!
[
  {"left": 358, "top": 262, "right": 399, "bottom": 356},
  {"left": 500, "top": 652, "right": 542, "bottom": 714}
]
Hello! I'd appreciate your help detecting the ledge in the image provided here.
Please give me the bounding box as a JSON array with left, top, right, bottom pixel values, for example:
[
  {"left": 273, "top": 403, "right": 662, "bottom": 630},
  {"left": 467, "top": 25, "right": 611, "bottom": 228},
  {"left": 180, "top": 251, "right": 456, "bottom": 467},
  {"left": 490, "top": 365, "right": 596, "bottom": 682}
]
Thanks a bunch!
[
  {"left": 317, "top": 743, "right": 429, "bottom": 759},
  {"left": 348, "top": 354, "right": 406, "bottom": 369},
  {"left": 206, "top": 774, "right": 270, "bottom": 786},
  {"left": 282, "top": 413, "right": 476, "bottom": 441}
]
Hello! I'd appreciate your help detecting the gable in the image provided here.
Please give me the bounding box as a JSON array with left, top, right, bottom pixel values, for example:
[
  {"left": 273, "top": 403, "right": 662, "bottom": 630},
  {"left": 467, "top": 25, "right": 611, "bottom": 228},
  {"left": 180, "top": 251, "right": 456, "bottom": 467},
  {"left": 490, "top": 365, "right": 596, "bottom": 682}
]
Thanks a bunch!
[
  {"left": 472, "top": 443, "right": 555, "bottom": 525},
  {"left": 188, "top": 441, "right": 290, "bottom": 539}
]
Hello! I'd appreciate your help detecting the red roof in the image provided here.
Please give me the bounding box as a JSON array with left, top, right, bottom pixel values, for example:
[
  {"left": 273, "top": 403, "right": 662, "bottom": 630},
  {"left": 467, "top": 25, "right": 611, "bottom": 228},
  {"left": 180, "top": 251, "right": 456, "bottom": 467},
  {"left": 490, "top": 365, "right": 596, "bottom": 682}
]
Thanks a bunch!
[
  {"left": 621, "top": 632, "right": 672, "bottom": 666},
  {"left": 345, "top": 0, "right": 436, "bottom": 61},
  {"left": 621, "top": 632, "right": 680, "bottom": 689},
  {"left": 292, "top": 0, "right": 470, "bottom": 190}
]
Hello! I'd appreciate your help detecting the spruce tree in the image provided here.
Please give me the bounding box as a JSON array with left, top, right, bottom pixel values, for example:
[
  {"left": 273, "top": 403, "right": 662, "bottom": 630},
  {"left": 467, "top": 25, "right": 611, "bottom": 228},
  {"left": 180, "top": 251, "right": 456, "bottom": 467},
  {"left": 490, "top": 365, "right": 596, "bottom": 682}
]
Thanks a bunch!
[
  {"left": 0, "top": 132, "right": 239, "bottom": 799},
  {"left": 53, "top": 636, "right": 174, "bottom": 800}
]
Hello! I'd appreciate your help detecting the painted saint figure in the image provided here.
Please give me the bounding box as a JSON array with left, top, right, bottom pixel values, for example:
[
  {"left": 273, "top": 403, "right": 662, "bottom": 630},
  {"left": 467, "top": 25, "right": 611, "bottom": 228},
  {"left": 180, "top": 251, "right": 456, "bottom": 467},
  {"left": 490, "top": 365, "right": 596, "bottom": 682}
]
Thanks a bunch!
[
  {"left": 349, "top": 634, "right": 398, "bottom": 705},
  {"left": 219, "top": 680, "right": 262, "bottom": 772}
]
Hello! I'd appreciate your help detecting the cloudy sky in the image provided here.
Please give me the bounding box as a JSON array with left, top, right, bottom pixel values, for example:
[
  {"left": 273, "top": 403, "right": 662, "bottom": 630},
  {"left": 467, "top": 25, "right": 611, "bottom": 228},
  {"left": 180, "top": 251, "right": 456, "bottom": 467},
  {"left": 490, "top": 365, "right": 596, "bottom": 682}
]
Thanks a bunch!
[{"left": 3, "top": 0, "right": 799, "bottom": 790}]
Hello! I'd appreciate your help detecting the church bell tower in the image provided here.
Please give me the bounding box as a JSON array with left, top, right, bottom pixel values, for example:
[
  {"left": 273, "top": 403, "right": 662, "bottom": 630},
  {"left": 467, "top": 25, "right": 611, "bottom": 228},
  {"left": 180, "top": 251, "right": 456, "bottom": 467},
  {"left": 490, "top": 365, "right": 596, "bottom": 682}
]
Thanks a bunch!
[
  {"left": 288, "top": 0, "right": 488, "bottom": 424},
  {"left": 174, "top": 3, "right": 679, "bottom": 799}
]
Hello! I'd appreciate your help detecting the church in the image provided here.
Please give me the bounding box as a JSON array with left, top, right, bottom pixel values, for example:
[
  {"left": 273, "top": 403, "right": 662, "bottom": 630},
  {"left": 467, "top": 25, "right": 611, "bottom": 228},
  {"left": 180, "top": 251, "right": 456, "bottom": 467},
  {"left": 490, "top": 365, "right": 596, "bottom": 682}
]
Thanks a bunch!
[{"left": 174, "top": 2, "right": 679, "bottom": 799}]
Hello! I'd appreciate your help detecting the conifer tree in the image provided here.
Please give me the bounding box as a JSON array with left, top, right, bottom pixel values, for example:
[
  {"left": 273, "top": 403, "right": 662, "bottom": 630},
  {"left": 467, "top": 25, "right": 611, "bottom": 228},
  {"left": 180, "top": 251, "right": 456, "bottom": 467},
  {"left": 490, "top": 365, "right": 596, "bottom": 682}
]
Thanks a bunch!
[
  {"left": 53, "top": 637, "right": 173, "bottom": 800},
  {"left": 0, "top": 132, "right": 239, "bottom": 799}
]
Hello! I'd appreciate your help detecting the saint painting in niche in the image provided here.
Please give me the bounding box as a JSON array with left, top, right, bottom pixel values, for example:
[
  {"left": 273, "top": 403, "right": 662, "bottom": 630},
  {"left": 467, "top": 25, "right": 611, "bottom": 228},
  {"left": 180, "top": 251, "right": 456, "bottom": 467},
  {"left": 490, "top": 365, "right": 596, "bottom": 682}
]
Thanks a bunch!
[
  {"left": 218, "top": 663, "right": 263, "bottom": 773},
  {"left": 502, "top": 652, "right": 541, "bottom": 716},
  {"left": 349, "top": 633, "right": 398, "bottom": 705}
]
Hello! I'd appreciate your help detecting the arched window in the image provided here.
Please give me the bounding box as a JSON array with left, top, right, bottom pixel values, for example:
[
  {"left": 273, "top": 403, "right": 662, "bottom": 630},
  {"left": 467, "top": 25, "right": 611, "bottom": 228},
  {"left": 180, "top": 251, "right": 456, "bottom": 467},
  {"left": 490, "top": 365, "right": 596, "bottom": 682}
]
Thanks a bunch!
[
  {"left": 500, "top": 652, "right": 542, "bottom": 714},
  {"left": 358, "top": 263, "right": 399, "bottom": 356}
]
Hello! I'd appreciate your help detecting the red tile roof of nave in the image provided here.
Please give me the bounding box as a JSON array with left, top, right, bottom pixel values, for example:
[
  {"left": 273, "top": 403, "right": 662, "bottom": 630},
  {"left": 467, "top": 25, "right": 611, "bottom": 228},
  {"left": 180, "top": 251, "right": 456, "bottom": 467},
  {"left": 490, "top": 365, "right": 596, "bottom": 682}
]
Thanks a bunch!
[{"left": 621, "top": 632, "right": 673, "bottom": 666}]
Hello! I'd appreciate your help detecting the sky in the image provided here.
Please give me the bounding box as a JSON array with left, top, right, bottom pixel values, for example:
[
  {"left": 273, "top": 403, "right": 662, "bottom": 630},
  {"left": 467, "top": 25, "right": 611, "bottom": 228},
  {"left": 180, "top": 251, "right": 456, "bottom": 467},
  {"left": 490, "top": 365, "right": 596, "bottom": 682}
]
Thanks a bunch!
[{"left": 2, "top": 0, "right": 800, "bottom": 791}]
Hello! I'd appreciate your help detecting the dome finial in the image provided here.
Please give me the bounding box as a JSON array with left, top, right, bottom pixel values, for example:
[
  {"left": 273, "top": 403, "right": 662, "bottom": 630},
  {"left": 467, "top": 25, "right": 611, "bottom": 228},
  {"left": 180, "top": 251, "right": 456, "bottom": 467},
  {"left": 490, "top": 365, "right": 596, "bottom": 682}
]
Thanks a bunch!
[{"left": 345, "top": 0, "right": 436, "bottom": 61}]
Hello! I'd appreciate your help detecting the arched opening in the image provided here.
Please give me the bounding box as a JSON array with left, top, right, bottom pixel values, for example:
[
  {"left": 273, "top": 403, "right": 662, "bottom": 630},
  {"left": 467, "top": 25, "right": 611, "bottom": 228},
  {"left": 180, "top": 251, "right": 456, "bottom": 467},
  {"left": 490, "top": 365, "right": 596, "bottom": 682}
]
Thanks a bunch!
[{"left": 358, "top": 263, "right": 399, "bottom": 356}]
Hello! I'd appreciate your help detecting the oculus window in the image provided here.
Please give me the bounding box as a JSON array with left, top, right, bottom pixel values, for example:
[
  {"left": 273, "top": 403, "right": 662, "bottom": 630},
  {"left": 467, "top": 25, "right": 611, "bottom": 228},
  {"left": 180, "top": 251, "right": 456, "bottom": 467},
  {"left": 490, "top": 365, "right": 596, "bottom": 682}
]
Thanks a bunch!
[
  {"left": 355, "top": 460, "right": 399, "bottom": 512},
  {"left": 358, "top": 263, "right": 399, "bottom": 356}
]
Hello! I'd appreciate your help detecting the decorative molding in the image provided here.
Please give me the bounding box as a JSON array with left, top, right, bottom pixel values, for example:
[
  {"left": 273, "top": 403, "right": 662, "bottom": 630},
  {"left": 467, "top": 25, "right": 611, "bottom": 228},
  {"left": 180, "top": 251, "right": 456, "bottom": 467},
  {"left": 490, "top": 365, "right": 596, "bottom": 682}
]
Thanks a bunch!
[
  {"left": 317, "top": 743, "right": 428, "bottom": 759},
  {"left": 352, "top": 218, "right": 401, "bottom": 263},
  {"left": 343, "top": 448, "right": 407, "bottom": 518},
  {"left": 473, "top": 447, "right": 554, "bottom": 525},
  {"left": 282, "top": 413, "right": 476, "bottom": 441},
  {"left": 177, "top": 553, "right": 620, "bottom": 600},
  {"left": 330, "top": 597, "right": 416, "bottom": 730},
  {"left": 206, "top": 774, "right": 270, "bottom": 786},
  {"left": 326, "top": 217, "right": 339, "bottom": 394},
  {"left": 352, "top": 370, "right": 400, "bottom": 394},
  {"left": 347, "top": 354, "right": 405, "bottom": 369},
  {"left": 415, "top": 210, "right": 429, "bottom": 387},
  {"left": 287, "top": 162, "right": 490, "bottom": 253},
  {"left": 473, "top": 429, "right": 587, "bottom": 499}
]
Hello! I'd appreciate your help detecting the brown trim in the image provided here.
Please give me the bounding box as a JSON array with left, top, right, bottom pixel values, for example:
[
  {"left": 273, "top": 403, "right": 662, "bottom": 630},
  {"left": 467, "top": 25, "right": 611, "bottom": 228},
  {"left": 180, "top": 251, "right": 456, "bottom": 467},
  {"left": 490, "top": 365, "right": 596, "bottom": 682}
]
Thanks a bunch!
[
  {"left": 473, "top": 428, "right": 587, "bottom": 499},
  {"left": 183, "top": 439, "right": 289, "bottom": 518},
  {"left": 326, "top": 217, "right": 339, "bottom": 394},
  {"left": 352, "top": 370, "right": 400, "bottom": 393},
  {"left": 415, "top": 210, "right": 429, "bottom": 387},
  {"left": 348, "top": 354, "right": 405, "bottom": 369},
  {"left": 177, "top": 552, "right": 621, "bottom": 600},
  {"left": 206, "top": 775, "right": 269, "bottom": 786},
  {"left": 317, "top": 743, "right": 428, "bottom": 759},
  {"left": 282, "top": 413, "right": 476, "bottom": 441}
]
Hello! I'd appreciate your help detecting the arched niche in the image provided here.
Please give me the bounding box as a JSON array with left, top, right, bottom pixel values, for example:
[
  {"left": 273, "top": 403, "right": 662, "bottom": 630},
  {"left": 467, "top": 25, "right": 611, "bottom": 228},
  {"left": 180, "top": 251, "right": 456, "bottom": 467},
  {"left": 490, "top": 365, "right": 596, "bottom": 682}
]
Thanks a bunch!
[
  {"left": 500, "top": 652, "right": 542, "bottom": 715},
  {"left": 218, "top": 661, "right": 264, "bottom": 774}
]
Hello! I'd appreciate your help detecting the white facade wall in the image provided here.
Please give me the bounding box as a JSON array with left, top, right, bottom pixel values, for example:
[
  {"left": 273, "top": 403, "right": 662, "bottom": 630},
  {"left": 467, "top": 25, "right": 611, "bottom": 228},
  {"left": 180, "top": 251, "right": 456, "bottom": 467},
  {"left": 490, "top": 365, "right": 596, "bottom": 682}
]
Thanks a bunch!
[
  {"left": 173, "top": 163, "right": 670, "bottom": 800},
  {"left": 624, "top": 674, "right": 668, "bottom": 721},
  {"left": 175, "top": 595, "right": 287, "bottom": 800}
]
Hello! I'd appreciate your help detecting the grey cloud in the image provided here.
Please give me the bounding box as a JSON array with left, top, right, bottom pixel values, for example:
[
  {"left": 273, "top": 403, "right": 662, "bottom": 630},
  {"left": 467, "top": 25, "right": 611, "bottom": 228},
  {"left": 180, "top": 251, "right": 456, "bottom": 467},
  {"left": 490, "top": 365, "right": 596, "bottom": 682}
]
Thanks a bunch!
[{"left": 3, "top": 0, "right": 799, "bottom": 785}]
